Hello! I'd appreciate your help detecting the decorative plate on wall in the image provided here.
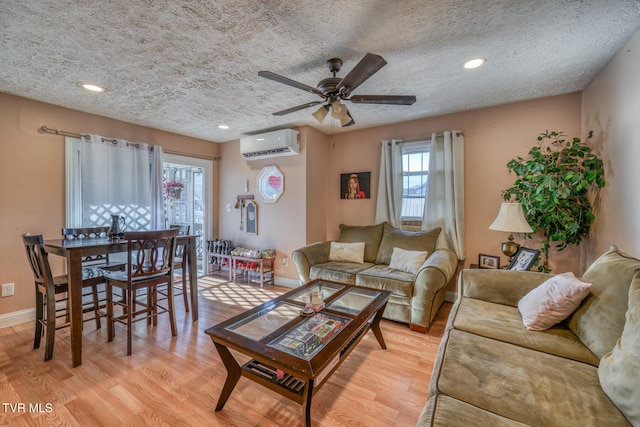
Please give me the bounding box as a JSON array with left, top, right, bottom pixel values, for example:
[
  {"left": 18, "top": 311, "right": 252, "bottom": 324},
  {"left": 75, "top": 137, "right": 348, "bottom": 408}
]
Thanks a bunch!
[{"left": 257, "top": 165, "right": 284, "bottom": 203}]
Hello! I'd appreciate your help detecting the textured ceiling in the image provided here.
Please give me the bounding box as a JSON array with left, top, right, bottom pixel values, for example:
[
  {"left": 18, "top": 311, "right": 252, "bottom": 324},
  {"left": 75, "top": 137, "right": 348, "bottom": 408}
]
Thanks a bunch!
[{"left": 1, "top": 1, "right": 639, "bottom": 143}]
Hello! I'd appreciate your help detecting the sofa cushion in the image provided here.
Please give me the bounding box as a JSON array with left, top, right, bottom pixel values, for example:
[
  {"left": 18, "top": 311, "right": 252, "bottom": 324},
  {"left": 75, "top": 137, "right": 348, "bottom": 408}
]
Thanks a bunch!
[
  {"left": 309, "top": 261, "right": 374, "bottom": 285},
  {"left": 328, "top": 241, "right": 365, "bottom": 264},
  {"left": 339, "top": 223, "right": 385, "bottom": 263},
  {"left": 565, "top": 245, "right": 640, "bottom": 359},
  {"left": 452, "top": 297, "right": 599, "bottom": 365},
  {"left": 433, "top": 329, "right": 631, "bottom": 427},
  {"left": 354, "top": 264, "right": 415, "bottom": 297},
  {"left": 518, "top": 272, "right": 592, "bottom": 331},
  {"left": 598, "top": 271, "right": 640, "bottom": 425},
  {"left": 375, "top": 223, "right": 441, "bottom": 265},
  {"left": 418, "top": 395, "right": 530, "bottom": 427},
  {"left": 389, "top": 247, "right": 428, "bottom": 274}
]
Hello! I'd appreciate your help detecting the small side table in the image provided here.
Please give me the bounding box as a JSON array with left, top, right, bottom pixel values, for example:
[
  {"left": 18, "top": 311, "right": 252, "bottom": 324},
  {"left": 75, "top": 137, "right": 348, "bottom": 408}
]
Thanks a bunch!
[{"left": 231, "top": 255, "right": 275, "bottom": 288}]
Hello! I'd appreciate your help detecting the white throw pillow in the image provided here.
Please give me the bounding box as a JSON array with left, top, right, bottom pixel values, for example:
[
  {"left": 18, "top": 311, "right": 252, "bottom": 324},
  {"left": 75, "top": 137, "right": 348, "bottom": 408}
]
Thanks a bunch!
[
  {"left": 389, "top": 247, "right": 429, "bottom": 274},
  {"left": 329, "top": 241, "right": 365, "bottom": 264},
  {"left": 518, "top": 272, "right": 592, "bottom": 331}
]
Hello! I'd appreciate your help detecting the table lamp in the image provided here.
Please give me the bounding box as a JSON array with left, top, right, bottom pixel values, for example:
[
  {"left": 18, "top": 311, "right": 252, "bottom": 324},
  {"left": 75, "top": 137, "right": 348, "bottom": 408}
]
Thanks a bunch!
[{"left": 488, "top": 202, "right": 533, "bottom": 262}]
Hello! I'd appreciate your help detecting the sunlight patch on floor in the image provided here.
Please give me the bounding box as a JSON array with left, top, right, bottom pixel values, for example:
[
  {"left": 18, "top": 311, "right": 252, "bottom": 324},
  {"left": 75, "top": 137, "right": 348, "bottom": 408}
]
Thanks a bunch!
[{"left": 198, "top": 276, "right": 281, "bottom": 309}]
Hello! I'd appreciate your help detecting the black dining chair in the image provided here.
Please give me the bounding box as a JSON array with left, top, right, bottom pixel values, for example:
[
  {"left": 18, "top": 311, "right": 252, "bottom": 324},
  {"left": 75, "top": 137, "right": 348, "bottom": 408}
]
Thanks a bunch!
[
  {"left": 22, "top": 233, "right": 105, "bottom": 361},
  {"left": 104, "top": 228, "right": 179, "bottom": 356}
]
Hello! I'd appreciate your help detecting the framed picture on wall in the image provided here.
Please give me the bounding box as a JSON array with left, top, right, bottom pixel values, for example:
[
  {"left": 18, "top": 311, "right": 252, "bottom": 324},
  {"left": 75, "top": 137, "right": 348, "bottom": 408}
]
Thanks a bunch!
[{"left": 341, "top": 171, "right": 371, "bottom": 199}]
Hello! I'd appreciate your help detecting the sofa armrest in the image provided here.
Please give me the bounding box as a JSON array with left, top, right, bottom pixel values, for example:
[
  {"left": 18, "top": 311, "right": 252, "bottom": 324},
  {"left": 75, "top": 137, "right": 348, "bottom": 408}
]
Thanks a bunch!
[
  {"left": 411, "top": 248, "right": 459, "bottom": 330},
  {"left": 459, "top": 269, "right": 553, "bottom": 307},
  {"left": 292, "top": 241, "right": 331, "bottom": 284}
]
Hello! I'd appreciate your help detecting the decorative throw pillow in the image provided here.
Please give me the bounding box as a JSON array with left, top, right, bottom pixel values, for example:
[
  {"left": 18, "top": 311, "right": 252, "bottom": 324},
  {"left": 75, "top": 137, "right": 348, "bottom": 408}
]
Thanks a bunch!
[
  {"left": 598, "top": 271, "right": 640, "bottom": 425},
  {"left": 375, "top": 223, "right": 441, "bottom": 265},
  {"left": 329, "top": 241, "right": 365, "bottom": 264},
  {"left": 564, "top": 245, "right": 640, "bottom": 358},
  {"left": 517, "top": 272, "right": 592, "bottom": 331},
  {"left": 339, "top": 223, "right": 385, "bottom": 263},
  {"left": 389, "top": 247, "right": 429, "bottom": 274}
]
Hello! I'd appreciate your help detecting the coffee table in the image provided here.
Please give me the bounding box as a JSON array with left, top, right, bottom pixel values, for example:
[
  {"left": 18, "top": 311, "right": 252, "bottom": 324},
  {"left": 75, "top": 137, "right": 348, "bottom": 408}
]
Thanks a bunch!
[{"left": 204, "top": 279, "right": 391, "bottom": 426}]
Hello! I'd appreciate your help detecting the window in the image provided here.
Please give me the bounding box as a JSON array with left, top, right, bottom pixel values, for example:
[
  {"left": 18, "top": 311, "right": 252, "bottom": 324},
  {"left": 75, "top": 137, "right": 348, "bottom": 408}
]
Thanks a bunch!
[
  {"left": 401, "top": 140, "right": 430, "bottom": 228},
  {"left": 65, "top": 136, "right": 154, "bottom": 230}
]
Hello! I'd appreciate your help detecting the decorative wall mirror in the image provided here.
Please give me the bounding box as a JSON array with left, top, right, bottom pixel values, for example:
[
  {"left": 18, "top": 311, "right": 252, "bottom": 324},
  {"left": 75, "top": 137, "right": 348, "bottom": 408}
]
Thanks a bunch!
[
  {"left": 257, "top": 165, "right": 284, "bottom": 203},
  {"left": 246, "top": 201, "right": 258, "bottom": 235}
]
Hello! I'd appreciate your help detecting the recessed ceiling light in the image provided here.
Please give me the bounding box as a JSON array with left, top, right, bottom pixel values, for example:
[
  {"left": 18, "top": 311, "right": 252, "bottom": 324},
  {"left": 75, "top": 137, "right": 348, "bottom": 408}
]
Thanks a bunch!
[
  {"left": 218, "top": 125, "right": 229, "bottom": 130},
  {"left": 78, "top": 82, "right": 105, "bottom": 92},
  {"left": 464, "top": 58, "right": 486, "bottom": 69}
]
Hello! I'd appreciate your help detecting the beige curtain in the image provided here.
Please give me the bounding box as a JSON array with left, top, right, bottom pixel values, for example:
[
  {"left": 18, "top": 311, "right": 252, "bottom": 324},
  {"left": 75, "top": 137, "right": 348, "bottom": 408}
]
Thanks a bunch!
[
  {"left": 423, "top": 131, "right": 465, "bottom": 259},
  {"left": 374, "top": 139, "right": 403, "bottom": 227}
]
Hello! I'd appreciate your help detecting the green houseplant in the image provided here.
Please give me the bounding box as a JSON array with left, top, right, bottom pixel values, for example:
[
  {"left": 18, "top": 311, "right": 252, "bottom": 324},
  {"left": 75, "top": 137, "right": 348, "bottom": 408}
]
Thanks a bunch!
[{"left": 502, "top": 130, "right": 605, "bottom": 270}]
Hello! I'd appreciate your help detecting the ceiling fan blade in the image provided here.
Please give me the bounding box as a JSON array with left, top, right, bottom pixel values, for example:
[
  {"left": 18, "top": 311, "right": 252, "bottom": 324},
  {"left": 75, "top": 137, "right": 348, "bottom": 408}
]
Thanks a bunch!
[
  {"left": 258, "top": 71, "right": 324, "bottom": 96},
  {"left": 350, "top": 95, "right": 417, "bottom": 105},
  {"left": 336, "top": 53, "right": 387, "bottom": 96},
  {"left": 272, "top": 101, "right": 323, "bottom": 116}
]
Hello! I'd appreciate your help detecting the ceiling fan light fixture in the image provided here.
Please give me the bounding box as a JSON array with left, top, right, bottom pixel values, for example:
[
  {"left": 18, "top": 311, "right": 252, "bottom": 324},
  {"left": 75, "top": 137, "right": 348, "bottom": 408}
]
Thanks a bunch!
[
  {"left": 312, "top": 105, "right": 330, "bottom": 123},
  {"left": 340, "top": 111, "right": 355, "bottom": 127},
  {"left": 331, "top": 101, "right": 348, "bottom": 119}
]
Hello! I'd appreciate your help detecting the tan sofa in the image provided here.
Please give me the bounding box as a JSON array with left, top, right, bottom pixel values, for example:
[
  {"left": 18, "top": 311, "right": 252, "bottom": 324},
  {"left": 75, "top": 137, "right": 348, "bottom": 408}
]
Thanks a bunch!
[
  {"left": 419, "top": 246, "right": 640, "bottom": 426},
  {"left": 292, "top": 222, "right": 458, "bottom": 332}
]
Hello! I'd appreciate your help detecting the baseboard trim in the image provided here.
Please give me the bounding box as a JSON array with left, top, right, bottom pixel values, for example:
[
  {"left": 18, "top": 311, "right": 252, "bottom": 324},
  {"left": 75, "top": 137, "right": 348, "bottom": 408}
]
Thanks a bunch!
[
  {"left": 0, "top": 308, "right": 35, "bottom": 329},
  {"left": 274, "top": 277, "right": 299, "bottom": 289}
]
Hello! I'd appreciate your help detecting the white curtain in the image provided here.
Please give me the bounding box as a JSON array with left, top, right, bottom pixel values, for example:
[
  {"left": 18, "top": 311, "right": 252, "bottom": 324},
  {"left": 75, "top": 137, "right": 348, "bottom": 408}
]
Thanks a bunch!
[
  {"left": 150, "top": 145, "right": 165, "bottom": 229},
  {"left": 81, "top": 134, "right": 152, "bottom": 230},
  {"left": 423, "top": 131, "right": 465, "bottom": 259},
  {"left": 374, "top": 139, "right": 403, "bottom": 227}
]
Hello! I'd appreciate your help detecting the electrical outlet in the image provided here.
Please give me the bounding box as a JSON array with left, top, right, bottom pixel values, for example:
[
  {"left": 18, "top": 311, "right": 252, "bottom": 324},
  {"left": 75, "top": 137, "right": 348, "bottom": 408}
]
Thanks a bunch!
[
  {"left": 1, "top": 283, "right": 14, "bottom": 297},
  {"left": 282, "top": 257, "right": 289, "bottom": 267}
]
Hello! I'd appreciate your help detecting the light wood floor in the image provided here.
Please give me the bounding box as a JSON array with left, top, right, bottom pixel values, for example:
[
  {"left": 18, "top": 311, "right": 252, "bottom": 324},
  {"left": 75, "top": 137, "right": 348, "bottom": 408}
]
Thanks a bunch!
[{"left": 0, "top": 275, "right": 451, "bottom": 426}]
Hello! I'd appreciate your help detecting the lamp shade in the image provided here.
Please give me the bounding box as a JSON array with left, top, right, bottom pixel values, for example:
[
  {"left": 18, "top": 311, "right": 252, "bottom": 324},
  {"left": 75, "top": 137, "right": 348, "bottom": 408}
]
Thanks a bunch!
[
  {"left": 331, "top": 101, "right": 348, "bottom": 119},
  {"left": 488, "top": 203, "right": 533, "bottom": 233},
  {"left": 312, "top": 105, "right": 329, "bottom": 123}
]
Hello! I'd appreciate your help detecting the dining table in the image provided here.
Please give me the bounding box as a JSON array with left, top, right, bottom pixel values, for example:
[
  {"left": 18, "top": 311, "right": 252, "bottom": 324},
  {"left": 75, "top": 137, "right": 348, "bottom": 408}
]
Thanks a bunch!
[{"left": 44, "top": 234, "right": 199, "bottom": 367}]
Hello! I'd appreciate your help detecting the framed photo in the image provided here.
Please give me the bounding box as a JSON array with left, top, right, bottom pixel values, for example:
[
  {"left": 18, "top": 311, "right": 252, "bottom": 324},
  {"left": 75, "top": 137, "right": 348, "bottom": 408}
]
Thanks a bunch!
[
  {"left": 341, "top": 171, "right": 370, "bottom": 199},
  {"left": 246, "top": 201, "right": 257, "bottom": 235},
  {"left": 478, "top": 254, "right": 500, "bottom": 269},
  {"left": 507, "top": 247, "right": 540, "bottom": 271}
]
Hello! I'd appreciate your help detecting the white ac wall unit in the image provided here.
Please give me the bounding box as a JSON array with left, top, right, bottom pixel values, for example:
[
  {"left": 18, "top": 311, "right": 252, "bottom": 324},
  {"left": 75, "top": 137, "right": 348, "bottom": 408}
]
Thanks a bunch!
[{"left": 240, "top": 129, "right": 300, "bottom": 161}]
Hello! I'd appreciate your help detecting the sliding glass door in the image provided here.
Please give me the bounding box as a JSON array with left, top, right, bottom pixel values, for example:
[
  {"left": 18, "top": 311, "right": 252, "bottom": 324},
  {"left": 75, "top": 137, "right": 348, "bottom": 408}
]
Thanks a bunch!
[{"left": 163, "top": 153, "right": 213, "bottom": 275}]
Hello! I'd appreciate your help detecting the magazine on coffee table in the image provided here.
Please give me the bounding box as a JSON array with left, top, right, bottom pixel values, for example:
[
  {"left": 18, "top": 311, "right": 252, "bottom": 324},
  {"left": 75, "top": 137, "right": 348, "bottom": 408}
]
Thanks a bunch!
[{"left": 268, "top": 312, "right": 351, "bottom": 360}]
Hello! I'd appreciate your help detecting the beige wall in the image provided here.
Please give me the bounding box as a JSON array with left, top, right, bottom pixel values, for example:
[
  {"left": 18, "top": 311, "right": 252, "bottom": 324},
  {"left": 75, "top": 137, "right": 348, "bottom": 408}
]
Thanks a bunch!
[
  {"left": 581, "top": 29, "right": 640, "bottom": 267},
  {"left": 324, "top": 93, "right": 583, "bottom": 275},
  {"left": 0, "top": 93, "right": 219, "bottom": 317},
  {"left": 217, "top": 128, "right": 318, "bottom": 282}
]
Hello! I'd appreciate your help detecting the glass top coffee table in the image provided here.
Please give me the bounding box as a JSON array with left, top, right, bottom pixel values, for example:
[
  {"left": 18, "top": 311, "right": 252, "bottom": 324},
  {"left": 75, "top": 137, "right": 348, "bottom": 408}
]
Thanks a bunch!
[{"left": 205, "top": 279, "right": 391, "bottom": 426}]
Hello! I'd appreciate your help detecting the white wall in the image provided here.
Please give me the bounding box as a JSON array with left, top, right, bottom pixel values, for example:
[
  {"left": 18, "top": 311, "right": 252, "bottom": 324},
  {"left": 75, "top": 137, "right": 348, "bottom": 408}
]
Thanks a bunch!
[{"left": 582, "top": 28, "right": 640, "bottom": 265}]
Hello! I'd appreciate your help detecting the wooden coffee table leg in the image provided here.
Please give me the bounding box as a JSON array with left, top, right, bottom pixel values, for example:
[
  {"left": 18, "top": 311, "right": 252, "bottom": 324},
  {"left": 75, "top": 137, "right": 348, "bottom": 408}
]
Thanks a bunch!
[
  {"left": 214, "top": 342, "right": 242, "bottom": 411},
  {"left": 302, "top": 379, "right": 315, "bottom": 427},
  {"left": 370, "top": 307, "right": 387, "bottom": 349}
]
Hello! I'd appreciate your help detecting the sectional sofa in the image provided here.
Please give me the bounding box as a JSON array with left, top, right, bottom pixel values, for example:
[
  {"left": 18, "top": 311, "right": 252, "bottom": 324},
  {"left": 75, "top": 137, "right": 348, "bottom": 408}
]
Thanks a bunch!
[
  {"left": 292, "top": 222, "right": 459, "bottom": 331},
  {"left": 419, "top": 246, "right": 639, "bottom": 426}
]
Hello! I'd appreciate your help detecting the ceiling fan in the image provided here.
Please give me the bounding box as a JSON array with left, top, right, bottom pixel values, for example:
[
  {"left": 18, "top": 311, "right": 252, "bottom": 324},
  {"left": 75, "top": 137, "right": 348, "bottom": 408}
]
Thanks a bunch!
[{"left": 258, "top": 53, "right": 416, "bottom": 127}]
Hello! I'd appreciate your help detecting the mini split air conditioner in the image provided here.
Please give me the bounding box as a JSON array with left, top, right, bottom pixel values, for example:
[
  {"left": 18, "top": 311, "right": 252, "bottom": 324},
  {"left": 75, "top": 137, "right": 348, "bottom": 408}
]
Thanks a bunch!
[{"left": 240, "top": 129, "right": 300, "bottom": 161}]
